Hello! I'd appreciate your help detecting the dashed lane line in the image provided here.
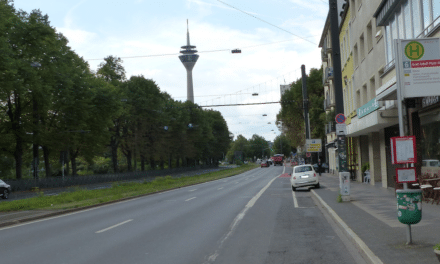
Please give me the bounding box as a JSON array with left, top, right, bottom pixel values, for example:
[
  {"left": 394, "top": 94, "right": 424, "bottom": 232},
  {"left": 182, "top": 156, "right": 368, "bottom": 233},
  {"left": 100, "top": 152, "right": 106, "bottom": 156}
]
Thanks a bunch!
[
  {"left": 96, "top": 219, "right": 133, "bottom": 234},
  {"left": 217, "top": 187, "right": 224, "bottom": 190},
  {"left": 185, "top": 197, "right": 196, "bottom": 202},
  {"left": 188, "top": 189, "right": 197, "bottom": 192}
]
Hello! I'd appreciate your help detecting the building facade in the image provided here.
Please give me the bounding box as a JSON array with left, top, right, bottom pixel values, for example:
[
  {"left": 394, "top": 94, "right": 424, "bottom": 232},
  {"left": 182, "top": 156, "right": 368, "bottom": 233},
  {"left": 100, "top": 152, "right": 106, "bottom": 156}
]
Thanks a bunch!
[{"left": 320, "top": 0, "right": 440, "bottom": 189}]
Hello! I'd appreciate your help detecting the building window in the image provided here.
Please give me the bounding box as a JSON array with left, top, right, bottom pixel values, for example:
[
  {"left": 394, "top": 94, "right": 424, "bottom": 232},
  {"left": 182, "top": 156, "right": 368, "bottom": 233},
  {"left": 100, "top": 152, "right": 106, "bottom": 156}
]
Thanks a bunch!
[
  {"left": 356, "top": 89, "right": 361, "bottom": 108},
  {"left": 354, "top": 43, "right": 358, "bottom": 67},
  {"left": 370, "top": 76, "right": 376, "bottom": 100},
  {"left": 360, "top": 33, "right": 365, "bottom": 61},
  {"left": 367, "top": 22, "right": 373, "bottom": 51},
  {"left": 403, "top": 0, "right": 413, "bottom": 38},
  {"left": 362, "top": 84, "right": 367, "bottom": 105},
  {"left": 383, "top": 0, "right": 440, "bottom": 65}
]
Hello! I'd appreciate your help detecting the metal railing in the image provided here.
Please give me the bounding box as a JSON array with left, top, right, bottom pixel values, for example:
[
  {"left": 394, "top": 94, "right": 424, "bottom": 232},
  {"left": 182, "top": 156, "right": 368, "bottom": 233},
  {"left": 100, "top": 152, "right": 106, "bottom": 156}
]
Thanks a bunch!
[{"left": 7, "top": 165, "right": 220, "bottom": 192}]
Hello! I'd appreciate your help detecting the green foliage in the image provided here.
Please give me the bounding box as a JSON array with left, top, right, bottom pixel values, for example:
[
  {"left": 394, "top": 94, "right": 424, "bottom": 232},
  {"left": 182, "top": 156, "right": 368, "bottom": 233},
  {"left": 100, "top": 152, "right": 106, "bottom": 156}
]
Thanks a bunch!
[
  {"left": 0, "top": 164, "right": 258, "bottom": 211},
  {"left": 434, "top": 243, "right": 440, "bottom": 250},
  {"left": 361, "top": 162, "right": 370, "bottom": 173},
  {"left": 0, "top": 1, "right": 231, "bottom": 178},
  {"left": 276, "top": 68, "right": 325, "bottom": 148},
  {"left": 337, "top": 193, "right": 343, "bottom": 203}
]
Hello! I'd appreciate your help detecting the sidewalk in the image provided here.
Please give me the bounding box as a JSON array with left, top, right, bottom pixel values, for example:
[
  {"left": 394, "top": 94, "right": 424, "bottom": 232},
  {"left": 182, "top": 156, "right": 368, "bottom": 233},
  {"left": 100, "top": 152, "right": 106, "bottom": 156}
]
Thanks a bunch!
[{"left": 313, "top": 172, "right": 439, "bottom": 264}]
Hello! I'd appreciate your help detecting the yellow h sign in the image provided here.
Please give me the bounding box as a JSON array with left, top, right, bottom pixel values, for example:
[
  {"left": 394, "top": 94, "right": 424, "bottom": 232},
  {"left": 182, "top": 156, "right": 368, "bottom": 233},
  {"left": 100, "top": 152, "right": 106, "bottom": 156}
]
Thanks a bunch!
[{"left": 404, "top": 41, "right": 425, "bottom": 60}]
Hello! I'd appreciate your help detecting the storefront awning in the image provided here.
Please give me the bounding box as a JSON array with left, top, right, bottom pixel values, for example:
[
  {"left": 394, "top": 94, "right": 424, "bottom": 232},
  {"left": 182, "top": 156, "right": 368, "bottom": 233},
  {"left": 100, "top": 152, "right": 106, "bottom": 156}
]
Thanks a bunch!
[{"left": 376, "top": 76, "right": 397, "bottom": 101}]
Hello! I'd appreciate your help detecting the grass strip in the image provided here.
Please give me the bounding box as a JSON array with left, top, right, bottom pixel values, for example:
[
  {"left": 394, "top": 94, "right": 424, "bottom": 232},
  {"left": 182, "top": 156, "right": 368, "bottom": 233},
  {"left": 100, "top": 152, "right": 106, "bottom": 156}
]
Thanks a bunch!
[{"left": 0, "top": 164, "right": 259, "bottom": 212}]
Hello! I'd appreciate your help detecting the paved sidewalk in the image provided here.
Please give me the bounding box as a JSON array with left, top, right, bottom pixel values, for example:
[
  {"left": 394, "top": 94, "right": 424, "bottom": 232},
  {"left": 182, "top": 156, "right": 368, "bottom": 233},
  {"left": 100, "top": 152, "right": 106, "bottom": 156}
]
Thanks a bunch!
[{"left": 313, "top": 173, "right": 439, "bottom": 264}]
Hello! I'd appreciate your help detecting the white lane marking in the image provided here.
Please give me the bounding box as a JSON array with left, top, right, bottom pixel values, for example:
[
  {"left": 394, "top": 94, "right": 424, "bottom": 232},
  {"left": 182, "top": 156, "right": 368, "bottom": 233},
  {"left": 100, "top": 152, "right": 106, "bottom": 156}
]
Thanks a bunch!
[
  {"left": 283, "top": 165, "right": 286, "bottom": 174},
  {"left": 185, "top": 197, "right": 196, "bottom": 202},
  {"left": 292, "top": 190, "right": 299, "bottom": 208},
  {"left": 0, "top": 197, "right": 140, "bottom": 232},
  {"left": 311, "top": 190, "right": 383, "bottom": 264},
  {"left": 205, "top": 174, "right": 280, "bottom": 263},
  {"left": 217, "top": 187, "right": 224, "bottom": 190},
  {"left": 235, "top": 182, "right": 239, "bottom": 184},
  {"left": 96, "top": 219, "right": 133, "bottom": 234},
  {"left": 188, "top": 189, "right": 197, "bottom": 192}
]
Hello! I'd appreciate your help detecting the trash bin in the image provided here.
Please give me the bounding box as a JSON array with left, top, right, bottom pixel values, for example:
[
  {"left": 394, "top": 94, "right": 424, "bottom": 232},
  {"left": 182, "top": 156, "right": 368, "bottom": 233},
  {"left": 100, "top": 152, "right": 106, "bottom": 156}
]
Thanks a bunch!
[{"left": 396, "top": 189, "right": 422, "bottom": 225}]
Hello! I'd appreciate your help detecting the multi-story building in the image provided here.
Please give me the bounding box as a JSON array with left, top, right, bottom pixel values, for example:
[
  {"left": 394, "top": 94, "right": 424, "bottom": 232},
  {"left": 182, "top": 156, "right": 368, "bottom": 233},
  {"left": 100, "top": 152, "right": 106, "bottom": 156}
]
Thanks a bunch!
[
  {"left": 320, "top": 0, "right": 440, "bottom": 189},
  {"left": 374, "top": 0, "right": 440, "bottom": 182}
]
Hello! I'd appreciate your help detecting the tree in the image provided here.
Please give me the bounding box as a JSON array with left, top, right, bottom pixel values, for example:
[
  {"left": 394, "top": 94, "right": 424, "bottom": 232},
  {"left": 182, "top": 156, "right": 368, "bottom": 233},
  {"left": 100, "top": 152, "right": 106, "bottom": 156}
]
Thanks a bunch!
[
  {"left": 248, "top": 134, "right": 269, "bottom": 160},
  {"left": 96, "top": 56, "right": 126, "bottom": 173},
  {"left": 273, "top": 134, "right": 291, "bottom": 157},
  {"left": 276, "top": 68, "right": 324, "bottom": 150}
]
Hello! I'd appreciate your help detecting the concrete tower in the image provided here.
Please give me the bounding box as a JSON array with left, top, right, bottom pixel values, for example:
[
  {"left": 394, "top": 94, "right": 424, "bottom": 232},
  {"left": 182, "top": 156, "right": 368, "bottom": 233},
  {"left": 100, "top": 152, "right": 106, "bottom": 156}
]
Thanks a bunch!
[{"left": 179, "top": 20, "right": 199, "bottom": 103}]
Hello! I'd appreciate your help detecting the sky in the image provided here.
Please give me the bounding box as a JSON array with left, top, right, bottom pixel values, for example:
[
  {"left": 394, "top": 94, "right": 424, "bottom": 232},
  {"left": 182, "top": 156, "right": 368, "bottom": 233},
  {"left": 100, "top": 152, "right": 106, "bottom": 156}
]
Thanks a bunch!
[{"left": 13, "top": 0, "right": 328, "bottom": 142}]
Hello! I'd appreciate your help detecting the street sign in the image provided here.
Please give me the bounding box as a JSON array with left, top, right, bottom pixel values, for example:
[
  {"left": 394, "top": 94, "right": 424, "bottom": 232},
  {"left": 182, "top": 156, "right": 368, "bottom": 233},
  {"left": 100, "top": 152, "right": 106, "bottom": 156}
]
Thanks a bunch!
[
  {"left": 399, "top": 38, "right": 440, "bottom": 98},
  {"left": 335, "top": 113, "right": 346, "bottom": 124},
  {"left": 306, "top": 152, "right": 311, "bottom": 158},
  {"left": 305, "top": 139, "right": 322, "bottom": 152},
  {"left": 390, "top": 136, "right": 417, "bottom": 164},
  {"left": 396, "top": 167, "right": 417, "bottom": 183},
  {"left": 336, "top": 124, "right": 347, "bottom": 135}
]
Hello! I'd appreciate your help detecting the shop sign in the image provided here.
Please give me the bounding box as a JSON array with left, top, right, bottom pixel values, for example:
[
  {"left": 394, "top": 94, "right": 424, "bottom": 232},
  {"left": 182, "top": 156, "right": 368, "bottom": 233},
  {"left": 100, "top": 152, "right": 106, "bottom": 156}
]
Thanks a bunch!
[
  {"left": 422, "top": 96, "right": 439, "bottom": 108},
  {"left": 345, "top": 111, "right": 357, "bottom": 125},
  {"left": 401, "top": 38, "right": 440, "bottom": 98},
  {"left": 357, "top": 98, "right": 380, "bottom": 118}
]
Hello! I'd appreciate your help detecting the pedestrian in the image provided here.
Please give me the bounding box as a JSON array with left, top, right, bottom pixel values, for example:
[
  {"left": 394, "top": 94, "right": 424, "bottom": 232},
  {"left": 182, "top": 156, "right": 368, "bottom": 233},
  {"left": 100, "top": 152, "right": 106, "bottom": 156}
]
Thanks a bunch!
[{"left": 318, "top": 158, "right": 322, "bottom": 176}]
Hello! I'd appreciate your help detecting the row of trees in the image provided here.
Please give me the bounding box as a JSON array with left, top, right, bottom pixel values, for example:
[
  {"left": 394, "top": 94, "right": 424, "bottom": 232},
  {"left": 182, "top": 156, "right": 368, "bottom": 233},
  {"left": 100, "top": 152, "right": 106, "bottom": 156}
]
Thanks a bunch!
[
  {"left": 226, "top": 134, "right": 292, "bottom": 162},
  {"left": 0, "top": 1, "right": 231, "bottom": 179},
  {"left": 276, "top": 68, "right": 325, "bottom": 155}
]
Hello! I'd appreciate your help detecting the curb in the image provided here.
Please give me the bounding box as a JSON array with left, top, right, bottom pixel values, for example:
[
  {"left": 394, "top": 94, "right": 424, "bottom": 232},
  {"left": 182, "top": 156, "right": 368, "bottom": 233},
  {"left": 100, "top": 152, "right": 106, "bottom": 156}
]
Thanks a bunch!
[
  {"left": 0, "top": 166, "right": 260, "bottom": 228},
  {"left": 311, "top": 189, "right": 383, "bottom": 264}
]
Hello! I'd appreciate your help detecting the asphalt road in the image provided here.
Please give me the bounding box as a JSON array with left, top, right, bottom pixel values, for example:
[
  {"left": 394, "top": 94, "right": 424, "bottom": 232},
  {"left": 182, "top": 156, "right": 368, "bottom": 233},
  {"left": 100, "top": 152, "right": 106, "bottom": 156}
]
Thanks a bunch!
[{"left": 0, "top": 165, "right": 366, "bottom": 264}]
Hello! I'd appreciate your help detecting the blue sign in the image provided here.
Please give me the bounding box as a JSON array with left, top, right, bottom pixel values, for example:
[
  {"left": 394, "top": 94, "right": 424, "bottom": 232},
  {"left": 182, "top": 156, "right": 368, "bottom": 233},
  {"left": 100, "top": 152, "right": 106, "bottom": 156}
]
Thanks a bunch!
[{"left": 335, "top": 113, "right": 346, "bottom": 124}]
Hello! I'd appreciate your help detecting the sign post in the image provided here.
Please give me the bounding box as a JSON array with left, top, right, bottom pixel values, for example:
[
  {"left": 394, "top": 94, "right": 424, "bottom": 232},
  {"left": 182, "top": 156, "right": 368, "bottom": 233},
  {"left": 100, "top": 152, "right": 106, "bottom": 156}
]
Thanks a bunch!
[{"left": 393, "top": 38, "right": 439, "bottom": 244}]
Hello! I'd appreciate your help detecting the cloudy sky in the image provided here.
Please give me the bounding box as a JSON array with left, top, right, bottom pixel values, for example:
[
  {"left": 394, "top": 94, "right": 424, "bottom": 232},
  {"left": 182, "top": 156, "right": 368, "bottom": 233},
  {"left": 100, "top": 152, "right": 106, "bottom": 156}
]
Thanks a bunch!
[{"left": 14, "top": 0, "right": 328, "bottom": 142}]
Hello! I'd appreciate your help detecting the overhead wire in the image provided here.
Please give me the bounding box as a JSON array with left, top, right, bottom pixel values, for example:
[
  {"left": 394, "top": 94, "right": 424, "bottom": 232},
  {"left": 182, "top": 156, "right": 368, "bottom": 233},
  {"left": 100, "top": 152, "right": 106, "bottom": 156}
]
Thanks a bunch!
[{"left": 215, "top": 0, "right": 317, "bottom": 45}]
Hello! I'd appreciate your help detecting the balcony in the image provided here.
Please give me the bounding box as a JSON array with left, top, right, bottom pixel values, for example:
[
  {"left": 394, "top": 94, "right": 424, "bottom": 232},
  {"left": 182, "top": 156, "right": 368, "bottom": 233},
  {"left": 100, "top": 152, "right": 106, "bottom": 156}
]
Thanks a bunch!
[
  {"left": 325, "top": 122, "right": 336, "bottom": 135},
  {"left": 323, "top": 67, "right": 334, "bottom": 85}
]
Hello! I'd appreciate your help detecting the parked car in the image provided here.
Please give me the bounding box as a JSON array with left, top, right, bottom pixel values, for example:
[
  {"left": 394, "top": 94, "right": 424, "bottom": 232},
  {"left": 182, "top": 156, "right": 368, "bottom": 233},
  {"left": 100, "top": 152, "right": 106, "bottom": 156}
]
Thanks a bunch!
[
  {"left": 422, "top": 159, "right": 440, "bottom": 167},
  {"left": 313, "top": 163, "right": 329, "bottom": 173},
  {"left": 0, "top": 179, "right": 11, "bottom": 199},
  {"left": 261, "top": 161, "right": 270, "bottom": 168},
  {"left": 290, "top": 165, "right": 319, "bottom": 191}
]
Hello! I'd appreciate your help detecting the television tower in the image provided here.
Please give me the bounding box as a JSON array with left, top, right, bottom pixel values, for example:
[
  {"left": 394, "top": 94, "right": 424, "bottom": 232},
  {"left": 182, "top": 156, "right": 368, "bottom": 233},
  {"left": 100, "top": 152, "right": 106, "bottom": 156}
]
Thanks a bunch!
[{"left": 179, "top": 20, "right": 199, "bottom": 103}]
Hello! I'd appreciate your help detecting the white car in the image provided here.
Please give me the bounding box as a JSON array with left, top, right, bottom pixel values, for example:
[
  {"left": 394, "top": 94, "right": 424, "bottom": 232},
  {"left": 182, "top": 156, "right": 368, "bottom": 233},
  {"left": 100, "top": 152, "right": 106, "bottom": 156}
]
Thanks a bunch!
[
  {"left": 0, "top": 179, "right": 11, "bottom": 199},
  {"left": 290, "top": 165, "right": 319, "bottom": 191}
]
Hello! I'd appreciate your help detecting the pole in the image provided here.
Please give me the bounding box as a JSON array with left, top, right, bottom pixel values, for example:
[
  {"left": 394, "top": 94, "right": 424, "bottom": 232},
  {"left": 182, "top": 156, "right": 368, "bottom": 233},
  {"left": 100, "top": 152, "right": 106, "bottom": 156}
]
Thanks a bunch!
[
  {"left": 329, "top": 0, "right": 344, "bottom": 115},
  {"left": 395, "top": 39, "right": 412, "bottom": 244},
  {"left": 301, "top": 65, "right": 310, "bottom": 140},
  {"left": 329, "top": 0, "right": 347, "bottom": 174}
]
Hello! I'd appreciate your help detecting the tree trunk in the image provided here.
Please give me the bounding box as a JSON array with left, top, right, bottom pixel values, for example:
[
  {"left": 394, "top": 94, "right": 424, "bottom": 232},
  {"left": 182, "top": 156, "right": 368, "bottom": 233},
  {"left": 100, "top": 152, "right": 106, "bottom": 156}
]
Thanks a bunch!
[
  {"left": 43, "top": 146, "right": 51, "bottom": 177},
  {"left": 125, "top": 149, "right": 132, "bottom": 172},
  {"left": 110, "top": 138, "right": 119, "bottom": 173},
  {"left": 168, "top": 154, "right": 172, "bottom": 169},
  {"left": 71, "top": 157, "right": 77, "bottom": 176},
  {"left": 65, "top": 152, "right": 70, "bottom": 176},
  {"left": 160, "top": 158, "right": 164, "bottom": 170},
  {"left": 141, "top": 155, "right": 145, "bottom": 171},
  {"left": 70, "top": 148, "right": 79, "bottom": 176},
  {"left": 150, "top": 158, "right": 156, "bottom": 170},
  {"left": 14, "top": 140, "right": 23, "bottom": 180},
  {"left": 133, "top": 148, "right": 137, "bottom": 171},
  {"left": 175, "top": 157, "right": 180, "bottom": 168}
]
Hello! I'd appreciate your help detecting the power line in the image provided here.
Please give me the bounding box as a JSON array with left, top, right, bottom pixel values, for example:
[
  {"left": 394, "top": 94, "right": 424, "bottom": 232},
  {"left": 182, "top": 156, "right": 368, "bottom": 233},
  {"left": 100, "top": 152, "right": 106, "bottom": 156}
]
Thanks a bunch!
[
  {"left": 215, "top": 0, "right": 317, "bottom": 45},
  {"left": 85, "top": 36, "right": 318, "bottom": 61}
]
